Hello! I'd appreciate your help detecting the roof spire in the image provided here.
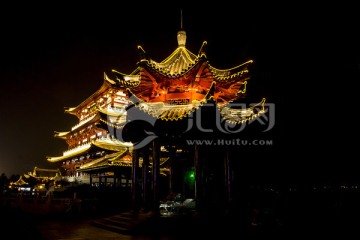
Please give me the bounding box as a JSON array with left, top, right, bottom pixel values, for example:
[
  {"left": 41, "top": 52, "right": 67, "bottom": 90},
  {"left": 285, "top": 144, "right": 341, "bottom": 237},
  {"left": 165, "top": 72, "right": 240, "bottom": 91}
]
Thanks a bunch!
[
  {"left": 177, "top": 9, "right": 186, "bottom": 46},
  {"left": 180, "top": 9, "right": 183, "bottom": 29}
]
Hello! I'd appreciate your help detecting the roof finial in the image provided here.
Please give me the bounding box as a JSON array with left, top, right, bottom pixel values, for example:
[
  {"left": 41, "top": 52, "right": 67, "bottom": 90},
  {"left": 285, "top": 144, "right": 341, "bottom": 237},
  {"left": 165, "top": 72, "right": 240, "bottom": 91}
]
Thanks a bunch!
[
  {"left": 180, "top": 9, "right": 183, "bottom": 29},
  {"left": 177, "top": 9, "right": 186, "bottom": 46}
]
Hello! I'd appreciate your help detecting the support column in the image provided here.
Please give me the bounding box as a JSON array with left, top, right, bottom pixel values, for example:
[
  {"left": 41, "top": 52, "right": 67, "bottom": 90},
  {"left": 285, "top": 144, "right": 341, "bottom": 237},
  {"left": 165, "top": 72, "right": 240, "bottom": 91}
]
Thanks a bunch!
[
  {"left": 224, "top": 145, "right": 232, "bottom": 209},
  {"left": 142, "top": 149, "right": 150, "bottom": 212},
  {"left": 151, "top": 138, "right": 160, "bottom": 215},
  {"left": 117, "top": 173, "right": 121, "bottom": 188},
  {"left": 168, "top": 150, "right": 176, "bottom": 193},
  {"left": 131, "top": 148, "right": 139, "bottom": 216},
  {"left": 113, "top": 173, "right": 117, "bottom": 189},
  {"left": 194, "top": 144, "right": 202, "bottom": 213},
  {"left": 89, "top": 173, "right": 93, "bottom": 186},
  {"left": 169, "top": 166, "right": 173, "bottom": 194}
]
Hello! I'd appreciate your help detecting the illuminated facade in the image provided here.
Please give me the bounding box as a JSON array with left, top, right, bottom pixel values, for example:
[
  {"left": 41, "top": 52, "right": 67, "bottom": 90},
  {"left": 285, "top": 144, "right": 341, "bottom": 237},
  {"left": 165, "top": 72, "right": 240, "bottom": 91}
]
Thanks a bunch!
[
  {"left": 47, "top": 25, "right": 266, "bottom": 214},
  {"left": 46, "top": 75, "right": 134, "bottom": 186},
  {"left": 99, "top": 28, "right": 266, "bottom": 213},
  {"left": 9, "top": 167, "right": 62, "bottom": 194}
]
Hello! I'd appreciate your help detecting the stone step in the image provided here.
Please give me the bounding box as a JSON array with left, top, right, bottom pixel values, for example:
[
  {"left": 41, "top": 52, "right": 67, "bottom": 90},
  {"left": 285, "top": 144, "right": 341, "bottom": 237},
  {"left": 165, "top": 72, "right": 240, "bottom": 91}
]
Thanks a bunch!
[
  {"left": 91, "top": 211, "right": 149, "bottom": 235},
  {"left": 92, "top": 219, "right": 131, "bottom": 235}
]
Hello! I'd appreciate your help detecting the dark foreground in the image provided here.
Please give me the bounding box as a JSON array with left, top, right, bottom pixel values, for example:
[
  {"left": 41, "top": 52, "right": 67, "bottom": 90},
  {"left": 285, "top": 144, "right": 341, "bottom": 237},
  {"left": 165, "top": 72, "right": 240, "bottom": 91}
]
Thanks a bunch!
[{"left": 2, "top": 190, "right": 360, "bottom": 239}]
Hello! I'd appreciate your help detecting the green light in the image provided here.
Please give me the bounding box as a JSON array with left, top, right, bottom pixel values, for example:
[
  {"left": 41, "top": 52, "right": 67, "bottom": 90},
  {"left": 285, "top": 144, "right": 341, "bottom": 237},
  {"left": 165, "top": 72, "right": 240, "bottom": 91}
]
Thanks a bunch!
[{"left": 184, "top": 169, "right": 195, "bottom": 185}]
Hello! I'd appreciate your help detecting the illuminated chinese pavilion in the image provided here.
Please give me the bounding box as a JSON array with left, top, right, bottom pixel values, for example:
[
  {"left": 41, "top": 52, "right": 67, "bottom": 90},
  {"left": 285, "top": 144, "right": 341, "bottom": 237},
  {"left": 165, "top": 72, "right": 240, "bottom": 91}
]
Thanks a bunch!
[
  {"left": 46, "top": 74, "right": 135, "bottom": 187},
  {"left": 100, "top": 28, "right": 266, "bottom": 213},
  {"left": 9, "top": 167, "right": 62, "bottom": 194},
  {"left": 47, "top": 25, "right": 266, "bottom": 214}
]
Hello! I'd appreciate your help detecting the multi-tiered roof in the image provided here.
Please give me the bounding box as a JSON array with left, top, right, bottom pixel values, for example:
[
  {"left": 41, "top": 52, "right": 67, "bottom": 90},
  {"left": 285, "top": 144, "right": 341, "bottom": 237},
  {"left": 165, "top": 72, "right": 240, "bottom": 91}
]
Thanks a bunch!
[
  {"left": 106, "top": 28, "right": 265, "bottom": 125},
  {"left": 46, "top": 71, "right": 132, "bottom": 174},
  {"left": 47, "top": 26, "right": 266, "bottom": 174}
]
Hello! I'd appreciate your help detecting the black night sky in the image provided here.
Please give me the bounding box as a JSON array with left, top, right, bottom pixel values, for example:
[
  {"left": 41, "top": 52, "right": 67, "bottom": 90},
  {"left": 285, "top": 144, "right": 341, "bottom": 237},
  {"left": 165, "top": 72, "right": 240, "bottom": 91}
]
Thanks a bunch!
[{"left": 0, "top": 2, "right": 358, "bottom": 185}]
